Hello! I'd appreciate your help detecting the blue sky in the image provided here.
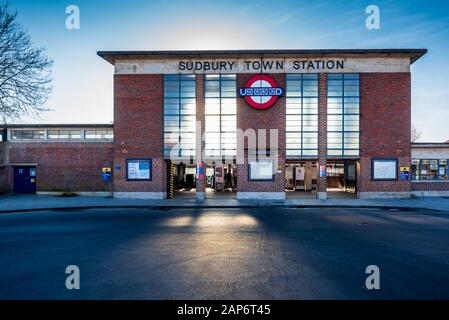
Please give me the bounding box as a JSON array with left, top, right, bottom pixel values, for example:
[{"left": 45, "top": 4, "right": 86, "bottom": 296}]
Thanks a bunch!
[{"left": 7, "top": 0, "right": 449, "bottom": 142}]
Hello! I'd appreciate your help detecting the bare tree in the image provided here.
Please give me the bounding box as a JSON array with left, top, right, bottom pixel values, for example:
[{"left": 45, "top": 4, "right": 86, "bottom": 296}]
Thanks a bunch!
[
  {"left": 411, "top": 124, "right": 422, "bottom": 143},
  {"left": 0, "top": 2, "right": 52, "bottom": 123}
]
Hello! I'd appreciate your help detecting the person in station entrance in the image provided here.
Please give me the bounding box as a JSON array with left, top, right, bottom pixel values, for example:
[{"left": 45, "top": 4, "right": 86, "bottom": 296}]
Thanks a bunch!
[{"left": 225, "top": 167, "right": 232, "bottom": 190}]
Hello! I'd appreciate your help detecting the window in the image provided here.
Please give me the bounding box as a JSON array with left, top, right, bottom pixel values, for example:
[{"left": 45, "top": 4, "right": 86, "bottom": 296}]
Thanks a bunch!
[
  {"left": 164, "top": 74, "right": 196, "bottom": 160},
  {"left": 11, "top": 130, "right": 44, "bottom": 140},
  {"left": 249, "top": 159, "right": 274, "bottom": 181},
  {"left": 286, "top": 74, "right": 318, "bottom": 158},
  {"left": 126, "top": 159, "right": 152, "bottom": 180},
  {"left": 327, "top": 74, "right": 360, "bottom": 157},
  {"left": 205, "top": 74, "right": 237, "bottom": 160},
  {"left": 372, "top": 158, "right": 397, "bottom": 180},
  {"left": 47, "top": 130, "right": 82, "bottom": 139},
  {"left": 411, "top": 159, "right": 420, "bottom": 180},
  {"left": 412, "top": 159, "right": 448, "bottom": 180},
  {"left": 440, "top": 160, "right": 448, "bottom": 180},
  {"left": 85, "top": 130, "right": 113, "bottom": 139}
]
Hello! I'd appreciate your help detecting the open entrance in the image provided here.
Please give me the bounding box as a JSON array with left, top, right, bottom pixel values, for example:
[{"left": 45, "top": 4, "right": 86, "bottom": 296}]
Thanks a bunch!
[
  {"left": 168, "top": 162, "right": 197, "bottom": 198},
  {"left": 326, "top": 160, "right": 357, "bottom": 199},
  {"left": 205, "top": 163, "right": 237, "bottom": 199},
  {"left": 285, "top": 161, "right": 317, "bottom": 199}
]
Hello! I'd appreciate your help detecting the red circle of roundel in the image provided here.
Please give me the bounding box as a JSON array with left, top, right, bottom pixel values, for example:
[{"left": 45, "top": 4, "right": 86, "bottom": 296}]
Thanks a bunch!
[{"left": 243, "top": 74, "right": 280, "bottom": 110}]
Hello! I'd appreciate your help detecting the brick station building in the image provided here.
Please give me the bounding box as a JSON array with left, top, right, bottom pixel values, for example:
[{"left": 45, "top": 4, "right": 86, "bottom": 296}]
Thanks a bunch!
[{"left": 1, "top": 49, "right": 448, "bottom": 199}]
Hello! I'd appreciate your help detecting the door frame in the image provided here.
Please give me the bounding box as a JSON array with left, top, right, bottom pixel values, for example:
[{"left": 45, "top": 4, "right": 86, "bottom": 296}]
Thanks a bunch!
[{"left": 13, "top": 165, "right": 37, "bottom": 194}]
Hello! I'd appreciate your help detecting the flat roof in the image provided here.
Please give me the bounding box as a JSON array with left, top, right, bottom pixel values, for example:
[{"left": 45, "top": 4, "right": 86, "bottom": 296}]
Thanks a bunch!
[
  {"left": 97, "top": 49, "right": 427, "bottom": 65},
  {"left": 0, "top": 124, "right": 113, "bottom": 129},
  {"left": 412, "top": 142, "right": 449, "bottom": 148}
]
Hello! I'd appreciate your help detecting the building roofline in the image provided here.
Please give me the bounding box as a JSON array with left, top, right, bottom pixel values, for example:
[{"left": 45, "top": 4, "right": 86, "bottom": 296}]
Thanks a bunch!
[
  {"left": 97, "top": 48, "right": 427, "bottom": 65},
  {"left": 0, "top": 124, "right": 113, "bottom": 129},
  {"left": 412, "top": 142, "right": 449, "bottom": 147}
]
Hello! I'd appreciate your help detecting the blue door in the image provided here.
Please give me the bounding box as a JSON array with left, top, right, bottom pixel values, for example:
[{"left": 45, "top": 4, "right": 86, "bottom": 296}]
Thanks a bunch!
[{"left": 13, "top": 166, "right": 37, "bottom": 193}]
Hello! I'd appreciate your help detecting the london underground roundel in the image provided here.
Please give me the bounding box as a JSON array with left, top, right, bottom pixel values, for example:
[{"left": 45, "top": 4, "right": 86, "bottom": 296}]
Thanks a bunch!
[{"left": 239, "top": 74, "right": 284, "bottom": 110}]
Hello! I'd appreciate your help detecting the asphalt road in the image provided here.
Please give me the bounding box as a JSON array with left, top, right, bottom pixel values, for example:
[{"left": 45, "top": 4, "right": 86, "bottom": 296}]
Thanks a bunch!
[{"left": 1, "top": 207, "right": 449, "bottom": 299}]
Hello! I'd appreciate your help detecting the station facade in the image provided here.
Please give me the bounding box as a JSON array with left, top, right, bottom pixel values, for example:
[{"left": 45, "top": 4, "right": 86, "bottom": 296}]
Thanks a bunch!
[{"left": 1, "top": 49, "right": 448, "bottom": 199}]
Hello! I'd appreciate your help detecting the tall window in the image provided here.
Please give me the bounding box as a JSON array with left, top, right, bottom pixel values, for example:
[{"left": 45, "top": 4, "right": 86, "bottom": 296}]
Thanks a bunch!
[
  {"left": 327, "top": 74, "right": 360, "bottom": 156},
  {"left": 163, "top": 74, "right": 196, "bottom": 160},
  {"left": 204, "top": 74, "right": 237, "bottom": 160},
  {"left": 285, "top": 74, "right": 319, "bottom": 158}
]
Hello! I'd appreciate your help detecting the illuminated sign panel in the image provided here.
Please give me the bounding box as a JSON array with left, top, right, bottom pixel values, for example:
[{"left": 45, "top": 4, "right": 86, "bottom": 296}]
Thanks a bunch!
[{"left": 239, "top": 74, "right": 283, "bottom": 110}]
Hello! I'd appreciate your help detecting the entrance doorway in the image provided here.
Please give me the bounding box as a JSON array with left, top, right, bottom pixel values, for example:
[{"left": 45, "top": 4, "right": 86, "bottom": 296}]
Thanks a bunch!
[
  {"left": 285, "top": 161, "right": 317, "bottom": 199},
  {"left": 169, "top": 162, "right": 196, "bottom": 198},
  {"left": 13, "top": 166, "right": 36, "bottom": 194},
  {"left": 206, "top": 163, "right": 237, "bottom": 198},
  {"left": 326, "top": 160, "right": 357, "bottom": 198}
]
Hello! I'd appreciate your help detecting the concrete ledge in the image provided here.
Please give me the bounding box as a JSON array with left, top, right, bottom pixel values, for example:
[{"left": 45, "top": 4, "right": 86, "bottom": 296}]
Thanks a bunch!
[
  {"left": 196, "top": 191, "right": 205, "bottom": 201},
  {"left": 113, "top": 192, "right": 166, "bottom": 200},
  {"left": 358, "top": 192, "right": 411, "bottom": 199},
  {"left": 37, "top": 191, "right": 113, "bottom": 197},
  {"left": 317, "top": 192, "right": 327, "bottom": 200},
  {"left": 237, "top": 192, "right": 285, "bottom": 200},
  {"left": 412, "top": 191, "right": 449, "bottom": 197},
  {"left": 1, "top": 194, "right": 449, "bottom": 213}
]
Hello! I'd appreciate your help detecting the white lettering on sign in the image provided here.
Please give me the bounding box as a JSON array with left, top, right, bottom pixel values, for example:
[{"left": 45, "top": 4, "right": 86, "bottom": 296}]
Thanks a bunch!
[{"left": 115, "top": 57, "right": 410, "bottom": 74}]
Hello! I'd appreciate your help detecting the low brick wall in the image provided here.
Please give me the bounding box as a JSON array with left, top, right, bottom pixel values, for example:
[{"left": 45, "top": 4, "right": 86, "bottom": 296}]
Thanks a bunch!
[
  {"left": 0, "top": 167, "right": 10, "bottom": 194},
  {"left": 412, "top": 181, "right": 449, "bottom": 191}
]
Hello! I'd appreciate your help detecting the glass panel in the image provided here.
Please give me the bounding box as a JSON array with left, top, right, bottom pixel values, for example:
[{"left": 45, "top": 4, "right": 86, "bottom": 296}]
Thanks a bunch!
[
  {"left": 204, "top": 75, "right": 237, "bottom": 158},
  {"left": 70, "top": 130, "right": 82, "bottom": 139},
  {"left": 164, "top": 75, "right": 196, "bottom": 159},
  {"left": 286, "top": 74, "right": 318, "bottom": 158},
  {"left": 47, "top": 130, "right": 59, "bottom": 139},
  {"left": 327, "top": 74, "right": 359, "bottom": 155}
]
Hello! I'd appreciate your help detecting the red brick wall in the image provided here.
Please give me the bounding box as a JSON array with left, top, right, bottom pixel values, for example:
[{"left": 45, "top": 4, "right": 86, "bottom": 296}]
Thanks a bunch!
[
  {"left": 0, "top": 167, "right": 10, "bottom": 193},
  {"left": 317, "top": 73, "right": 327, "bottom": 193},
  {"left": 236, "top": 74, "right": 286, "bottom": 193},
  {"left": 195, "top": 75, "right": 206, "bottom": 193},
  {"left": 359, "top": 73, "right": 411, "bottom": 193},
  {"left": 113, "top": 74, "right": 166, "bottom": 193},
  {"left": 0, "top": 142, "right": 9, "bottom": 193},
  {"left": 7, "top": 142, "right": 113, "bottom": 192},
  {"left": 412, "top": 182, "right": 449, "bottom": 191}
]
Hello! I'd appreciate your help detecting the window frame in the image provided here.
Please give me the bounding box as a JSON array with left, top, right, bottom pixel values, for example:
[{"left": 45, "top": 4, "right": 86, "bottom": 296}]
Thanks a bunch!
[
  {"left": 163, "top": 74, "right": 197, "bottom": 160},
  {"left": 204, "top": 74, "right": 237, "bottom": 160},
  {"left": 126, "top": 158, "right": 152, "bottom": 181},
  {"left": 326, "top": 73, "right": 360, "bottom": 157},
  {"left": 84, "top": 129, "right": 113, "bottom": 140},
  {"left": 412, "top": 159, "right": 449, "bottom": 181},
  {"left": 47, "top": 130, "right": 83, "bottom": 139},
  {"left": 10, "top": 130, "right": 45, "bottom": 140},
  {"left": 248, "top": 159, "right": 275, "bottom": 181},
  {"left": 371, "top": 158, "right": 398, "bottom": 181},
  {"left": 285, "top": 73, "right": 319, "bottom": 159}
]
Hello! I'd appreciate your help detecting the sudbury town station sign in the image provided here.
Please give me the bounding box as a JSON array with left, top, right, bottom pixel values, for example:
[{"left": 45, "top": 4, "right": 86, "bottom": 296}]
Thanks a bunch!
[
  {"left": 113, "top": 56, "right": 411, "bottom": 74},
  {"left": 178, "top": 59, "right": 345, "bottom": 72}
]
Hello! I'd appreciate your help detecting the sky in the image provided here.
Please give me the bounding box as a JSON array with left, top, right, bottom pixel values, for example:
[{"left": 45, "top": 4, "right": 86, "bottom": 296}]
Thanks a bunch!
[{"left": 6, "top": 0, "right": 449, "bottom": 142}]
